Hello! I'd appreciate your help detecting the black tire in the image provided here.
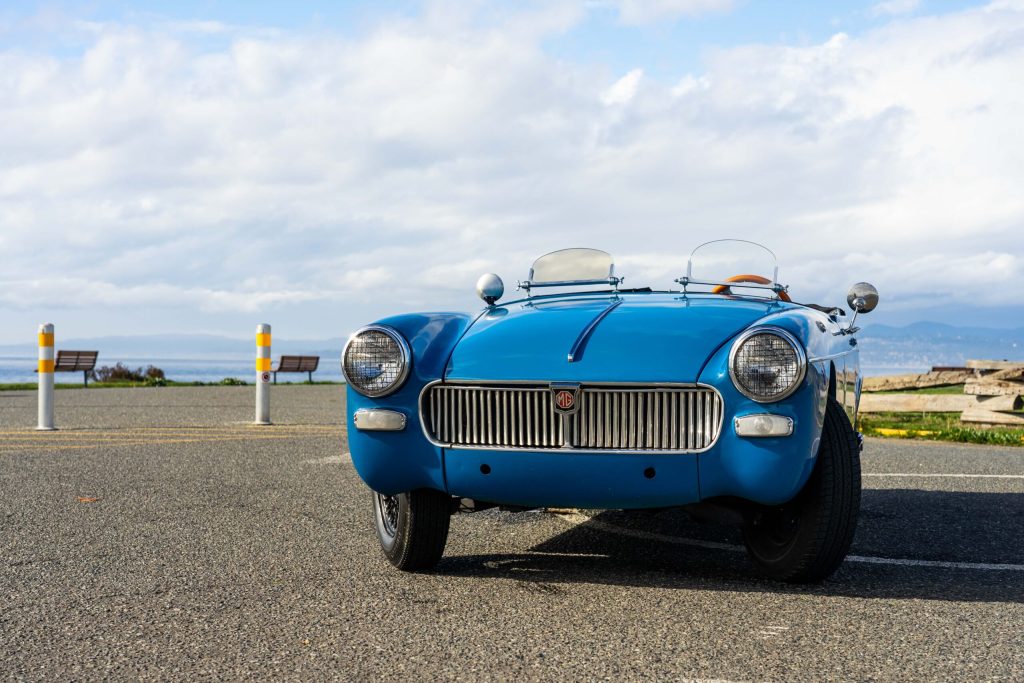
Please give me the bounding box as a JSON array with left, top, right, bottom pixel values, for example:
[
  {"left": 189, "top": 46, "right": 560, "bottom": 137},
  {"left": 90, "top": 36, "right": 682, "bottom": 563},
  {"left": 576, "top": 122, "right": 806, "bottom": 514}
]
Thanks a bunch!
[
  {"left": 742, "top": 397, "right": 861, "bottom": 583},
  {"left": 373, "top": 489, "right": 452, "bottom": 571}
]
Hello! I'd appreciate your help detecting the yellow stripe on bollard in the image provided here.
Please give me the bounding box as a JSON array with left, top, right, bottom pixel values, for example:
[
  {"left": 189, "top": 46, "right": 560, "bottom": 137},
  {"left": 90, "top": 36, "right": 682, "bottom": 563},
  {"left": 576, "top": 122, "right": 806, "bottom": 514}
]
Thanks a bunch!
[
  {"left": 37, "top": 323, "right": 56, "bottom": 430},
  {"left": 255, "top": 323, "right": 272, "bottom": 425}
]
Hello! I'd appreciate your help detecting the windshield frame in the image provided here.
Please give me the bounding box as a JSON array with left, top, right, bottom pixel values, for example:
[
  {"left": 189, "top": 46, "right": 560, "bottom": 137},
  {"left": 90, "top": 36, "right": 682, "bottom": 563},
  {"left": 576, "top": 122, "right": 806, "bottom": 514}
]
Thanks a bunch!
[
  {"left": 518, "top": 247, "right": 622, "bottom": 295},
  {"left": 675, "top": 239, "right": 788, "bottom": 299}
]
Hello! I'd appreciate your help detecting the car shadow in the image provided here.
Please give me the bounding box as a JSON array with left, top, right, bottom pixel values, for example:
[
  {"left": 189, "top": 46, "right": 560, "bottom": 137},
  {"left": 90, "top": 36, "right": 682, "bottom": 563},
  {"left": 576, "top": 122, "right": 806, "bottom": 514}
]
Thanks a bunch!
[{"left": 435, "top": 489, "right": 1024, "bottom": 604}]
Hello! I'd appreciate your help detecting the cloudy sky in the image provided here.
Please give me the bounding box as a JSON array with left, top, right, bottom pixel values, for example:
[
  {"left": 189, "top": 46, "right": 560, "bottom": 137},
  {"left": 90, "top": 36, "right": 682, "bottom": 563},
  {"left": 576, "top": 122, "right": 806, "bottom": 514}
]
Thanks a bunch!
[{"left": 1, "top": 0, "right": 1022, "bottom": 343}]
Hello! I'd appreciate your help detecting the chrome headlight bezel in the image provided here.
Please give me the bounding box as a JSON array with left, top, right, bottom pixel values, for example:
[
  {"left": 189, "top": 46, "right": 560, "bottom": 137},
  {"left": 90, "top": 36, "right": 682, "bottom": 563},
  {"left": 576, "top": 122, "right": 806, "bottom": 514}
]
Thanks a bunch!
[
  {"left": 728, "top": 326, "right": 807, "bottom": 403},
  {"left": 341, "top": 325, "right": 412, "bottom": 398}
]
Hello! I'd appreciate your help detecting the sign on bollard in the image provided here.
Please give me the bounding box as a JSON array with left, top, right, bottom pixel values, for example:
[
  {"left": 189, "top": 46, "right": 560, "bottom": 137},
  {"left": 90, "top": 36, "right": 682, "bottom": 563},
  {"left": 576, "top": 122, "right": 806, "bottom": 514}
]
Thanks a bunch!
[
  {"left": 37, "top": 323, "right": 56, "bottom": 431},
  {"left": 255, "top": 323, "right": 271, "bottom": 425}
]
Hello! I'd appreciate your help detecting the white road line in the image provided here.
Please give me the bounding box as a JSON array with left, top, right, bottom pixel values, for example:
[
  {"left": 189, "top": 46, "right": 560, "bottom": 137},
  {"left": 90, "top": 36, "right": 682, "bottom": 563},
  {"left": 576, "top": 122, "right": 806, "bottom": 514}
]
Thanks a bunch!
[
  {"left": 583, "top": 519, "right": 741, "bottom": 552},
  {"left": 304, "top": 455, "right": 345, "bottom": 464},
  {"left": 556, "top": 516, "right": 1024, "bottom": 571},
  {"left": 845, "top": 555, "right": 1024, "bottom": 571},
  {"left": 864, "top": 473, "right": 1024, "bottom": 479}
]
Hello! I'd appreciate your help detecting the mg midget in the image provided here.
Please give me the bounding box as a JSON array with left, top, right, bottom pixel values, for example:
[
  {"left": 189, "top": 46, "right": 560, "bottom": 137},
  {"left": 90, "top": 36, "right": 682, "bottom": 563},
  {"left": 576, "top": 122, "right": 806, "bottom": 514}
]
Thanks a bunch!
[{"left": 341, "top": 240, "right": 878, "bottom": 582}]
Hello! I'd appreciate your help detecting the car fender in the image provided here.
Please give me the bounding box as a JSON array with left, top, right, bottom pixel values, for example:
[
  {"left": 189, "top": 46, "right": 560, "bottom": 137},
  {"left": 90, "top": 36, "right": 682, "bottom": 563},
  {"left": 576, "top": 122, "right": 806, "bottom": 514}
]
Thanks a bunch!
[
  {"left": 696, "top": 309, "right": 836, "bottom": 504},
  {"left": 346, "top": 311, "right": 476, "bottom": 495}
]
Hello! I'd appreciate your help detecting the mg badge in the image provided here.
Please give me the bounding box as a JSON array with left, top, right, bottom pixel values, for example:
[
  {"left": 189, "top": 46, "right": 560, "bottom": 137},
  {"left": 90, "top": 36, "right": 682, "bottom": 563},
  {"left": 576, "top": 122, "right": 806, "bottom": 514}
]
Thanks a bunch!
[{"left": 551, "top": 383, "right": 581, "bottom": 415}]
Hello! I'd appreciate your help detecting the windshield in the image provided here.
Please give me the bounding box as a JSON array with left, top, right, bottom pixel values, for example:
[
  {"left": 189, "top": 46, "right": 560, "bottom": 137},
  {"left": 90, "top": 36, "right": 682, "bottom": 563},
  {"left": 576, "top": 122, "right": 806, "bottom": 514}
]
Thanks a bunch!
[
  {"left": 521, "top": 248, "right": 619, "bottom": 293},
  {"left": 530, "top": 248, "right": 614, "bottom": 283},
  {"left": 679, "top": 239, "right": 785, "bottom": 299}
]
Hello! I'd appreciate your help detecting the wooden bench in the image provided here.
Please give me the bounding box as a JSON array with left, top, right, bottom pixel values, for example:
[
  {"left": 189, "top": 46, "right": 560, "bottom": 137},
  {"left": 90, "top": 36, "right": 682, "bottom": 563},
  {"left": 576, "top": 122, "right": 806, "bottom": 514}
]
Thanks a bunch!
[
  {"left": 56, "top": 350, "right": 99, "bottom": 386},
  {"left": 271, "top": 355, "right": 320, "bottom": 384}
]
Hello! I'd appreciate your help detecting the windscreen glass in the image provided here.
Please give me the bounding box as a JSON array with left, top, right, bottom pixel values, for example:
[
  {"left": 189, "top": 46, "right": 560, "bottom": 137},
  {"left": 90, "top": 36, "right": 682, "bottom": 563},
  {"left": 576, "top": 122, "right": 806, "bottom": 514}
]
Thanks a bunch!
[
  {"left": 529, "top": 248, "right": 614, "bottom": 283},
  {"left": 685, "top": 240, "right": 779, "bottom": 296}
]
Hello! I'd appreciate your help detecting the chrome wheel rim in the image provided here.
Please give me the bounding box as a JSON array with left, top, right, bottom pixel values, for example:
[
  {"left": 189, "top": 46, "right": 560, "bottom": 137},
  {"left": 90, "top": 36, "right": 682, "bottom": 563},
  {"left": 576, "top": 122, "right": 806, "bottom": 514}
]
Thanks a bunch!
[{"left": 376, "top": 493, "right": 400, "bottom": 538}]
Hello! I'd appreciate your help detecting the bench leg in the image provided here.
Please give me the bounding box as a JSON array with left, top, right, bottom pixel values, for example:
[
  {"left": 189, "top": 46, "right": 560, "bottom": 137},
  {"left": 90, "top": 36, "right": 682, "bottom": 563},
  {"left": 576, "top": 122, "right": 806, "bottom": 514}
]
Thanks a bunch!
[
  {"left": 273, "top": 372, "right": 277, "bottom": 385},
  {"left": 84, "top": 371, "right": 88, "bottom": 388},
  {"left": 308, "top": 371, "right": 313, "bottom": 383}
]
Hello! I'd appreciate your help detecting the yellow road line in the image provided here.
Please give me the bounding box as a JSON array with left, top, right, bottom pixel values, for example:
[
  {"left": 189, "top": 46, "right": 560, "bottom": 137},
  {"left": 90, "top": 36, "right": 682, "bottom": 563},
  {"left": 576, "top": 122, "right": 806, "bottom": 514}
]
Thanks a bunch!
[
  {"left": 0, "top": 432, "right": 342, "bottom": 444},
  {"left": 0, "top": 434, "right": 338, "bottom": 445},
  {"left": 0, "top": 434, "right": 342, "bottom": 453},
  {"left": 0, "top": 426, "right": 341, "bottom": 436},
  {"left": 873, "top": 428, "right": 938, "bottom": 437},
  {"left": 0, "top": 423, "right": 344, "bottom": 454}
]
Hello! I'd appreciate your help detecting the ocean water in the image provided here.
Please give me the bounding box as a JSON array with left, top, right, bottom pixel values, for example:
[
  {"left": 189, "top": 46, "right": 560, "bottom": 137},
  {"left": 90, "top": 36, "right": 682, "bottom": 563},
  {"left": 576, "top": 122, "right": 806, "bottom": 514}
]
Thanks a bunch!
[
  {"left": 0, "top": 356, "right": 916, "bottom": 384},
  {"left": 0, "top": 357, "right": 345, "bottom": 384}
]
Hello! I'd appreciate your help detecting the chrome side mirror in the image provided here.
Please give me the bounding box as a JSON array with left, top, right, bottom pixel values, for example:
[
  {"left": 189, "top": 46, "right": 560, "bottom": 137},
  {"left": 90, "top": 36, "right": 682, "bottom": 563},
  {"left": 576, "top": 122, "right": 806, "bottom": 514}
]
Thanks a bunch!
[
  {"left": 836, "top": 282, "right": 879, "bottom": 336},
  {"left": 847, "top": 282, "right": 879, "bottom": 314},
  {"left": 476, "top": 273, "right": 504, "bottom": 305}
]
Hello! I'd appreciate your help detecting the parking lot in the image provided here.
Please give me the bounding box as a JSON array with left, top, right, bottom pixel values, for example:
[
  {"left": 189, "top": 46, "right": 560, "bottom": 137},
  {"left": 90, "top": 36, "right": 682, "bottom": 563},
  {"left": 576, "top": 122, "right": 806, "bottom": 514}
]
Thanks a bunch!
[{"left": 1, "top": 386, "right": 1022, "bottom": 680}]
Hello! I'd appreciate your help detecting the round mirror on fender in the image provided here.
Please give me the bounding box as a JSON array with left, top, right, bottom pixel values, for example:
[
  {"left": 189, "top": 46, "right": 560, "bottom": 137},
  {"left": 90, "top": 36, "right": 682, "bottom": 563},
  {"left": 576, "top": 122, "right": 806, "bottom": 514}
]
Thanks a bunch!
[
  {"left": 476, "top": 273, "right": 504, "bottom": 305},
  {"left": 847, "top": 282, "right": 879, "bottom": 313}
]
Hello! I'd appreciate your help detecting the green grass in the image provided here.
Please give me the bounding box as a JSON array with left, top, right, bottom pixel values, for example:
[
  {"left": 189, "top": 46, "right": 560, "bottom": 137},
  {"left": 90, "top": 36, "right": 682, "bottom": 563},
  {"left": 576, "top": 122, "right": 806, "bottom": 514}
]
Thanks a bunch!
[
  {"left": 861, "top": 411, "right": 1024, "bottom": 447},
  {"left": 873, "top": 384, "right": 965, "bottom": 395},
  {"left": 0, "top": 380, "right": 343, "bottom": 391}
]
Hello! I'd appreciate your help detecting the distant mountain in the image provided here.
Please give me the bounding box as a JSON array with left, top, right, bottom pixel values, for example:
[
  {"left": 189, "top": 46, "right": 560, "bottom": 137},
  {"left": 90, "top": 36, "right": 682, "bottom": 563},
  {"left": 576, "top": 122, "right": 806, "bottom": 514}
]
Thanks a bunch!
[
  {"left": 0, "top": 334, "right": 347, "bottom": 360},
  {"left": 858, "top": 322, "right": 1024, "bottom": 371},
  {"left": 0, "top": 323, "right": 1020, "bottom": 375}
]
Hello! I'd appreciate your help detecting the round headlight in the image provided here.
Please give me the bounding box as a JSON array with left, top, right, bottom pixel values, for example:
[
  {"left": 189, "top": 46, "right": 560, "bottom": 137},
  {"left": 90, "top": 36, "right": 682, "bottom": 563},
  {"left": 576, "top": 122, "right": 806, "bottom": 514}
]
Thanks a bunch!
[
  {"left": 729, "top": 327, "right": 807, "bottom": 402},
  {"left": 342, "top": 325, "right": 411, "bottom": 398}
]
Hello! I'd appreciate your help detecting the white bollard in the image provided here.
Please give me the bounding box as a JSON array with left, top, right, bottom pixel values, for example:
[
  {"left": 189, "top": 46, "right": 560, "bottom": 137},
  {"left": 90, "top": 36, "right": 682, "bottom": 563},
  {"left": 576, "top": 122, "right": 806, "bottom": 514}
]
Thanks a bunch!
[
  {"left": 255, "top": 323, "right": 271, "bottom": 425},
  {"left": 37, "top": 323, "right": 56, "bottom": 431}
]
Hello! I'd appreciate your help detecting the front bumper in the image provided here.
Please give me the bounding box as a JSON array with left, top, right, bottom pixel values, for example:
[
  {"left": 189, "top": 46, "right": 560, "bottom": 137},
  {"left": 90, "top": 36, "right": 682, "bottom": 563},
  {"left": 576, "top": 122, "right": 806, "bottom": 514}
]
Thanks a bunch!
[
  {"left": 444, "top": 448, "right": 699, "bottom": 509},
  {"left": 346, "top": 362, "right": 829, "bottom": 509}
]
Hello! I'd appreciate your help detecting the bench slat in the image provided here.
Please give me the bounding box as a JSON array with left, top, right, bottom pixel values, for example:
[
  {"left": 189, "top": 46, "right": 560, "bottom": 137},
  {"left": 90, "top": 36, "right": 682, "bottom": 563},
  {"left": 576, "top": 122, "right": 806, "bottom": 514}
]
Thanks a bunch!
[
  {"left": 272, "top": 355, "right": 320, "bottom": 381},
  {"left": 54, "top": 350, "right": 99, "bottom": 372}
]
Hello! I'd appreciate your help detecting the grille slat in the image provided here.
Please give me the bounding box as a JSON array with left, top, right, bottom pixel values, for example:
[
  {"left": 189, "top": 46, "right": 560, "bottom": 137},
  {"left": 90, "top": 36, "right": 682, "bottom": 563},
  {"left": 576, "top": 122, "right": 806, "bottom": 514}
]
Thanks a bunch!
[{"left": 423, "top": 384, "right": 722, "bottom": 452}]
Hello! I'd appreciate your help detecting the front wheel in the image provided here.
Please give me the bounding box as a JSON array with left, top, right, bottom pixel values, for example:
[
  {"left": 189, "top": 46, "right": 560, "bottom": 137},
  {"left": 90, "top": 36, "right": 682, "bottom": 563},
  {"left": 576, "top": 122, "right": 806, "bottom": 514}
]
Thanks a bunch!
[
  {"left": 742, "top": 397, "right": 861, "bottom": 583},
  {"left": 373, "top": 489, "right": 452, "bottom": 571}
]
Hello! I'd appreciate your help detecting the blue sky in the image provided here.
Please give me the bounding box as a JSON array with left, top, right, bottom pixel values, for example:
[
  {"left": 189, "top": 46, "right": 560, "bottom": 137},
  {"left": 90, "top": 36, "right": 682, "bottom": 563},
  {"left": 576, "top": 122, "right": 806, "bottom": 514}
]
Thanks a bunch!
[
  {"left": 2, "top": 1, "right": 980, "bottom": 69},
  {"left": 0, "top": 0, "right": 1021, "bottom": 343}
]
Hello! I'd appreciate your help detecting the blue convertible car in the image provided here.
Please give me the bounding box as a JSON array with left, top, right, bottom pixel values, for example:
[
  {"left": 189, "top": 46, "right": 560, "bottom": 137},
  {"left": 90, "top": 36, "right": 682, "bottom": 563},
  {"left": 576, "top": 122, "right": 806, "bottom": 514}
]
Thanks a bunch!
[{"left": 341, "top": 241, "right": 879, "bottom": 582}]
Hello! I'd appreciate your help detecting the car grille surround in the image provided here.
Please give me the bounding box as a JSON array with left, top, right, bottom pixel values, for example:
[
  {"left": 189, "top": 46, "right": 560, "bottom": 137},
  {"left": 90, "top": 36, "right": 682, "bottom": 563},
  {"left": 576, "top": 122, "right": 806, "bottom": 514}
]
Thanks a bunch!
[{"left": 421, "top": 382, "right": 723, "bottom": 452}]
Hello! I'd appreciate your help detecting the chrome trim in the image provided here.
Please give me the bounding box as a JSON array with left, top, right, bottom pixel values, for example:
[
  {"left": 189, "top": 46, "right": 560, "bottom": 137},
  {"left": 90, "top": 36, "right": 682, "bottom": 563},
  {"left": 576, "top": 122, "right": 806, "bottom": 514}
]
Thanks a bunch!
[
  {"left": 438, "top": 378, "right": 711, "bottom": 387},
  {"left": 847, "top": 282, "right": 879, "bottom": 314},
  {"left": 341, "top": 324, "right": 412, "bottom": 398},
  {"left": 353, "top": 408, "right": 407, "bottom": 431},
  {"left": 675, "top": 276, "right": 788, "bottom": 297},
  {"left": 518, "top": 277, "right": 623, "bottom": 292},
  {"left": 567, "top": 299, "right": 623, "bottom": 362},
  {"left": 476, "top": 273, "right": 504, "bottom": 305},
  {"left": 728, "top": 326, "right": 807, "bottom": 403},
  {"left": 550, "top": 382, "right": 581, "bottom": 415},
  {"left": 807, "top": 349, "right": 855, "bottom": 363},
  {"left": 418, "top": 380, "right": 724, "bottom": 453},
  {"left": 733, "top": 414, "right": 794, "bottom": 437}
]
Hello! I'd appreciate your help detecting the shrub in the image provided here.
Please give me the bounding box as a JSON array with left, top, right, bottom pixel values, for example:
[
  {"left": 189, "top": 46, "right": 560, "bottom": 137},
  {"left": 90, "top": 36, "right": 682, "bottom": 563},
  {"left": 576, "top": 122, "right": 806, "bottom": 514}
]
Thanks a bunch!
[
  {"left": 91, "top": 363, "right": 143, "bottom": 382},
  {"left": 90, "top": 363, "right": 167, "bottom": 384},
  {"left": 220, "top": 377, "right": 247, "bottom": 386}
]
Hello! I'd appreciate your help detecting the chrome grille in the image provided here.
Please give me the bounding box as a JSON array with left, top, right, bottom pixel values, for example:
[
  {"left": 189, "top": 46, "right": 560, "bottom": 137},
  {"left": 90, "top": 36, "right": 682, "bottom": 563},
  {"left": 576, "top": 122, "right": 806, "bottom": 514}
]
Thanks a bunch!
[{"left": 421, "top": 383, "right": 723, "bottom": 452}]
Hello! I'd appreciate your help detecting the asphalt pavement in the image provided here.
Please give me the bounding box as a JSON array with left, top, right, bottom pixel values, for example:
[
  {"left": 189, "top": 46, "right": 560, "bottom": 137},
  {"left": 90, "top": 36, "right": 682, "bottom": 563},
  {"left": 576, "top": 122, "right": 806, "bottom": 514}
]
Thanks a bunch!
[{"left": 1, "top": 386, "right": 1022, "bottom": 681}]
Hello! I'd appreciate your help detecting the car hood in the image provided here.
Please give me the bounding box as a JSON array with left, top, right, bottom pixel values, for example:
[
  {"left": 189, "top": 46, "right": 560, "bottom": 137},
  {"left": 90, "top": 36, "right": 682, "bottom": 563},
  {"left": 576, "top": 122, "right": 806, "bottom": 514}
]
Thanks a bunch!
[{"left": 445, "top": 292, "right": 792, "bottom": 383}]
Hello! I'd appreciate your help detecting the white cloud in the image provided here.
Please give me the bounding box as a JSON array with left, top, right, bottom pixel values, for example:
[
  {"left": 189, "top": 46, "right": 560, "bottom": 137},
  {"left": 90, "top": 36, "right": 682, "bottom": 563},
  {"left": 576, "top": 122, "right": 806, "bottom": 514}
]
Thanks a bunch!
[
  {"left": 607, "top": 0, "right": 735, "bottom": 25},
  {"left": 869, "top": 0, "right": 921, "bottom": 18},
  {"left": 602, "top": 68, "right": 643, "bottom": 105},
  {"left": 1, "top": 2, "right": 1023, "bottom": 340}
]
